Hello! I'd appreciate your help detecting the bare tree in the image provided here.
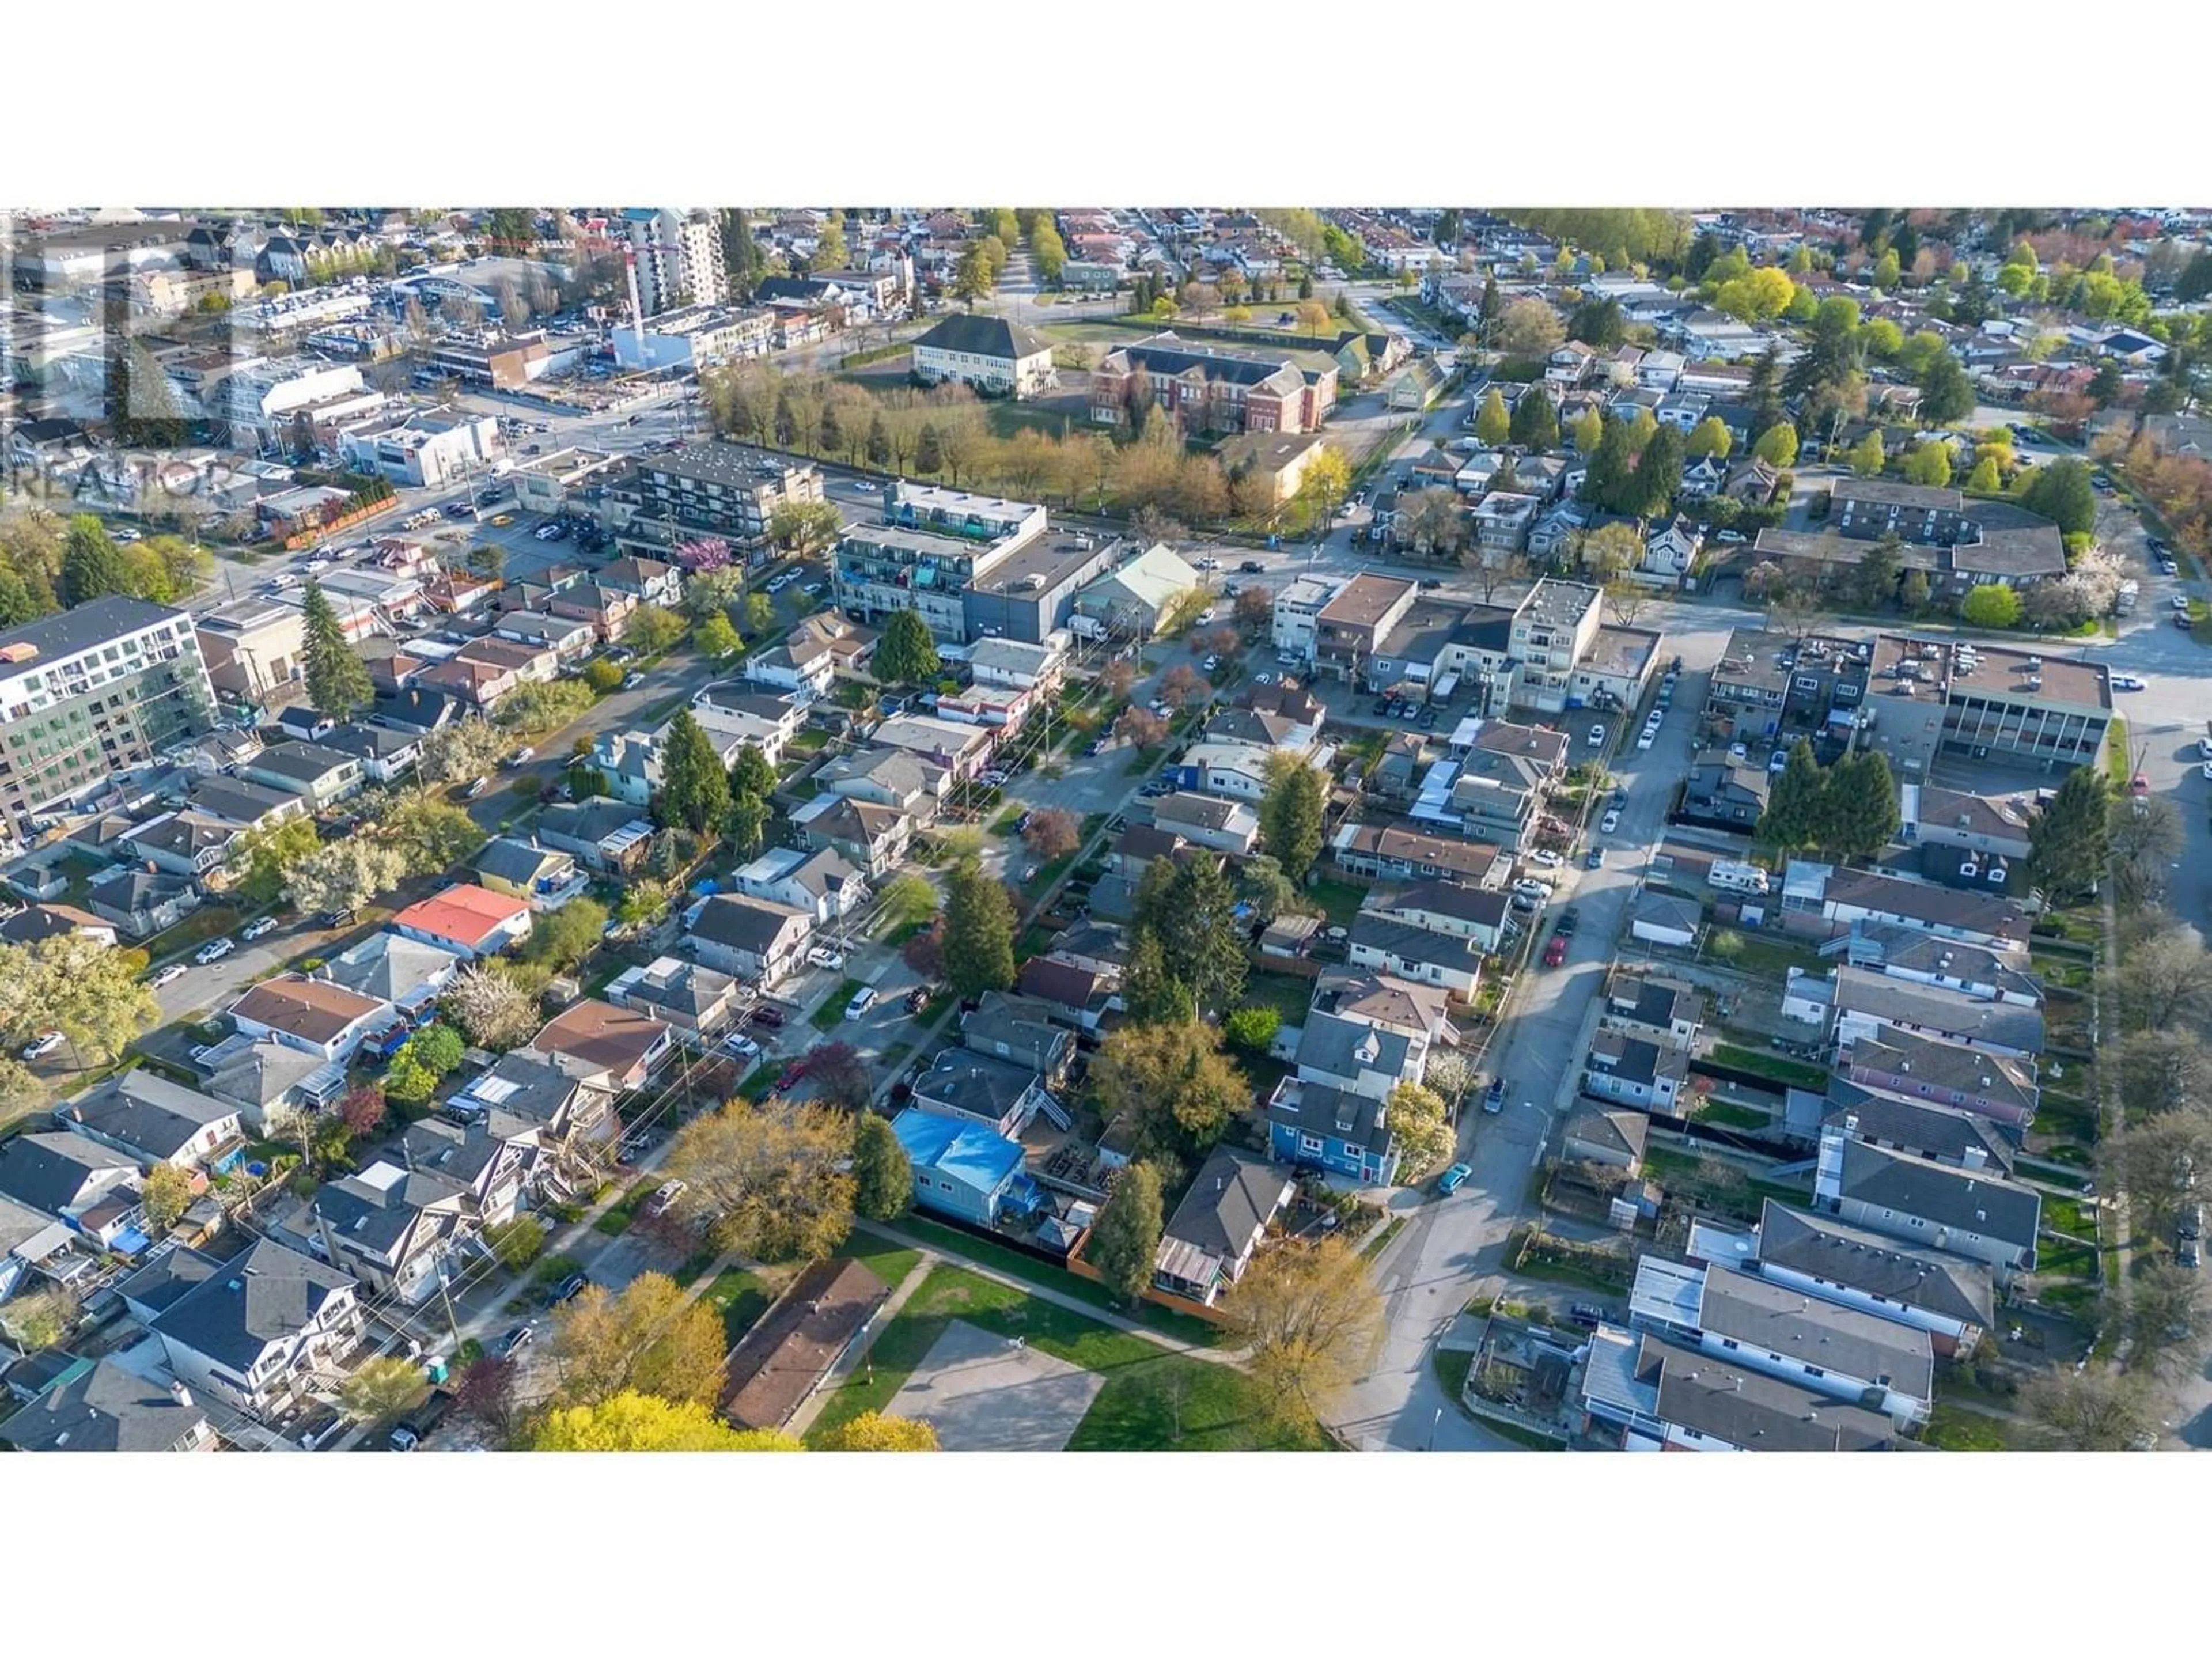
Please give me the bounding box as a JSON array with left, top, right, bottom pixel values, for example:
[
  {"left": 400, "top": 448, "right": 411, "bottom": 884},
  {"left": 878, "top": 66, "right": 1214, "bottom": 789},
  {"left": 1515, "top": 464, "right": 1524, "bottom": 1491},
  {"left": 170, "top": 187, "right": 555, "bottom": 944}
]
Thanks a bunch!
[
  {"left": 2124, "top": 1260, "right": 2212, "bottom": 1379},
  {"left": 2110, "top": 801, "right": 2186, "bottom": 911},
  {"left": 2101, "top": 1108, "right": 2212, "bottom": 1240},
  {"left": 2118, "top": 1031, "right": 2212, "bottom": 1118},
  {"left": 2020, "top": 1368, "right": 2160, "bottom": 1450},
  {"left": 2118, "top": 923, "right": 2212, "bottom": 1031},
  {"left": 1603, "top": 578, "right": 1654, "bottom": 626}
]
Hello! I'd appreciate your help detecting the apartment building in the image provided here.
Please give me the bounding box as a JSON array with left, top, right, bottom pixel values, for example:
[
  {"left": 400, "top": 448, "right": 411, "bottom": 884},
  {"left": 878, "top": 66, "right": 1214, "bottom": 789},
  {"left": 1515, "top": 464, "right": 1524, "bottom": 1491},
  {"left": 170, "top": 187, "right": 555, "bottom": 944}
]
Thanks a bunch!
[
  {"left": 602, "top": 441, "right": 826, "bottom": 558},
  {"left": 623, "top": 209, "right": 728, "bottom": 318},
  {"left": 832, "top": 481, "right": 1055, "bottom": 644},
  {"left": 0, "top": 597, "right": 215, "bottom": 843},
  {"left": 611, "top": 304, "right": 777, "bottom": 372},
  {"left": 911, "top": 313, "right": 1056, "bottom": 399}
]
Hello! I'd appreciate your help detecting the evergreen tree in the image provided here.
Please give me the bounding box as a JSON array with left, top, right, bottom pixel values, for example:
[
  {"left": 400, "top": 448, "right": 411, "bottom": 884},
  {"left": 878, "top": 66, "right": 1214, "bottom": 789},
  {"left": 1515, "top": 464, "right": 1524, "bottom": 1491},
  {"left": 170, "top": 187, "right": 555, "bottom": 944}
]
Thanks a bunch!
[
  {"left": 865, "top": 412, "right": 893, "bottom": 469},
  {"left": 658, "top": 709, "right": 732, "bottom": 835},
  {"left": 1122, "top": 927, "right": 1195, "bottom": 1025},
  {"left": 2177, "top": 249, "right": 2212, "bottom": 304},
  {"left": 1828, "top": 750, "right": 1900, "bottom": 860},
  {"left": 1474, "top": 388, "right": 1511, "bottom": 447},
  {"left": 1578, "top": 417, "right": 1635, "bottom": 511},
  {"left": 1508, "top": 385, "right": 1560, "bottom": 452},
  {"left": 942, "top": 859, "right": 1017, "bottom": 997},
  {"left": 915, "top": 421, "right": 943, "bottom": 475},
  {"left": 720, "top": 209, "right": 762, "bottom": 299},
  {"left": 2086, "top": 359, "right": 2124, "bottom": 407},
  {"left": 1086, "top": 1160, "right": 1164, "bottom": 1305},
  {"left": 59, "top": 516, "right": 132, "bottom": 607},
  {"left": 301, "top": 578, "right": 374, "bottom": 718},
  {"left": 1744, "top": 346, "right": 1785, "bottom": 439},
  {"left": 1478, "top": 275, "right": 1500, "bottom": 323},
  {"left": 1296, "top": 271, "right": 1313, "bottom": 301},
  {"left": 851, "top": 1114, "right": 912, "bottom": 1222},
  {"left": 874, "top": 608, "right": 941, "bottom": 686},
  {"left": 817, "top": 402, "right": 842, "bottom": 457},
  {"left": 1757, "top": 740, "right": 1828, "bottom": 852},
  {"left": 2028, "top": 766, "right": 2115, "bottom": 902},
  {"left": 1259, "top": 757, "right": 1327, "bottom": 881},
  {"left": 1150, "top": 853, "right": 1247, "bottom": 1015},
  {"left": 1627, "top": 422, "right": 1685, "bottom": 518}
]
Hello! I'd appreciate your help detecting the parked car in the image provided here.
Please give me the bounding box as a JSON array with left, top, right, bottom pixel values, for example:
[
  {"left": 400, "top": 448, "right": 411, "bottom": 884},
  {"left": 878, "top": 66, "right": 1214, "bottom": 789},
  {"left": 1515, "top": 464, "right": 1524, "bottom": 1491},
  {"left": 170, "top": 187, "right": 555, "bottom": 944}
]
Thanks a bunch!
[
  {"left": 1483, "top": 1077, "right": 1506, "bottom": 1115},
  {"left": 1543, "top": 934, "right": 1569, "bottom": 968},
  {"left": 1568, "top": 1302, "right": 1606, "bottom": 1328},
  {"left": 1600, "top": 809, "right": 1621, "bottom": 834},
  {"left": 241, "top": 916, "right": 279, "bottom": 942},
  {"left": 388, "top": 1389, "right": 456, "bottom": 1452},
  {"left": 21, "top": 1031, "right": 65, "bottom": 1062},
  {"left": 148, "top": 963, "right": 189, "bottom": 990},
  {"left": 1585, "top": 846, "right": 1604, "bottom": 869},
  {"left": 1586, "top": 724, "right": 1605, "bottom": 746},
  {"left": 721, "top": 1031, "right": 762, "bottom": 1060},
  {"left": 2110, "top": 673, "right": 2145, "bottom": 691},
  {"left": 1436, "top": 1162, "right": 1472, "bottom": 1195},
  {"left": 1528, "top": 849, "right": 1563, "bottom": 868},
  {"left": 807, "top": 946, "right": 847, "bottom": 971},
  {"left": 747, "top": 1003, "right": 787, "bottom": 1030},
  {"left": 1556, "top": 906, "right": 1581, "bottom": 935},
  {"left": 646, "top": 1180, "right": 687, "bottom": 1218},
  {"left": 844, "top": 986, "right": 878, "bottom": 1021},
  {"left": 1239, "top": 559, "right": 1265, "bottom": 574},
  {"left": 464, "top": 777, "right": 490, "bottom": 800},
  {"left": 194, "top": 938, "right": 235, "bottom": 965},
  {"left": 550, "top": 1274, "right": 590, "bottom": 1306}
]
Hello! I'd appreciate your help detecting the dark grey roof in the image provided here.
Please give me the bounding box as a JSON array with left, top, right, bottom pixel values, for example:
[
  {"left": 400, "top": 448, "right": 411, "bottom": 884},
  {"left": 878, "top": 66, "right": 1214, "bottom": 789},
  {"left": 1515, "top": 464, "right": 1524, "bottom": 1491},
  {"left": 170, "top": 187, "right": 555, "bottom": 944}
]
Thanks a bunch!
[
  {"left": 0, "top": 1191, "right": 68, "bottom": 1256},
  {"left": 476, "top": 836, "right": 566, "bottom": 885},
  {"left": 115, "top": 1246, "right": 222, "bottom": 1319},
  {"left": 149, "top": 1238, "right": 356, "bottom": 1373},
  {"left": 1638, "top": 1331, "right": 1904, "bottom": 1452},
  {"left": 1376, "top": 880, "right": 1511, "bottom": 929},
  {"left": 370, "top": 685, "right": 464, "bottom": 732},
  {"left": 914, "top": 312, "right": 1052, "bottom": 360},
  {"left": 317, "top": 722, "right": 419, "bottom": 761},
  {"left": 688, "top": 892, "right": 810, "bottom": 953},
  {"left": 0, "top": 1131, "right": 137, "bottom": 1217},
  {"left": 1823, "top": 1082, "right": 2016, "bottom": 1173},
  {"left": 1297, "top": 1008, "right": 1414, "bottom": 1084},
  {"left": 1588, "top": 1029, "right": 1687, "bottom": 1086},
  {"left": 1756, "top": 1200, "right": 1995, "bottom": 1331},
  {"left": 1563, "top": 1100, "right": 1649, "bottom": 1161},
  {"left": 1831, "top": 966, "right": 2044, "bottom": 1054},
  {"left": 1837, "top": 1138, "right": 2041, "bottom": 1252},
  {"left": 914, "top": 1049, "right": 1039, "bottom": 1123},
  {"left": 0, "top": 594, "right": 185, "bottom": 662},
  {"left": 1838, "top": 1027, "right": 2039, "bottom": 1116},
  {"left": 0, "top": 1356, "right": 210, "bottom": 1453},
  {"left": 1697, "top": 1264, "right": 1935, "bottom": 1400},
  {"left": 1161, "top": 1147, "right": 1294, "bottom": 1260},
  {"left": 1267, "top": 1080, "right": 1393, "bottom": 1160},
  {"left": 203, "top": 1039, "right": 328, "bottom": 1111},
  {"left": 64, "top": 1070, "right": 237, "bottom": 1162},
  {"left": 314, "top": 1165, "right": 471, "bottom": 1255},
  {"left": 185, "top": 775, "right": 305, "bottom": 826},
  {"left": 1349, "top": 914, "right": 1485, "bottom": 975},
  {"left": 247, "top": 741, "right": 357, "bottom": 784}
]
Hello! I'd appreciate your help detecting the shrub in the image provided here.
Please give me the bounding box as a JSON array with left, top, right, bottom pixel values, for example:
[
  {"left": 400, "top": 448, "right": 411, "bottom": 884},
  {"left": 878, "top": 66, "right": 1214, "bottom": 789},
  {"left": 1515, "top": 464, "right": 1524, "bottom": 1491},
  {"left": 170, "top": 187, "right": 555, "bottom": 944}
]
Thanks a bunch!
[{"left": 1224, "top": 1006, "right": 1282, "bottom": 1053}]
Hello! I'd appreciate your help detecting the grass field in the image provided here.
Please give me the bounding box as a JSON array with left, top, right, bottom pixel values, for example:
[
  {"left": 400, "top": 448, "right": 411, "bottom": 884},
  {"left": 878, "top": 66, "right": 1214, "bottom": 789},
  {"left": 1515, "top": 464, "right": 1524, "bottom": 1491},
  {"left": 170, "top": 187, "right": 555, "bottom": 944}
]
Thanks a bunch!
[
  {"left": 700, "top": 1267, "right": 778, "bottom": 1346},
  {"left": 805, "top": 1263, "right": 1323, "bottom": 1452}
]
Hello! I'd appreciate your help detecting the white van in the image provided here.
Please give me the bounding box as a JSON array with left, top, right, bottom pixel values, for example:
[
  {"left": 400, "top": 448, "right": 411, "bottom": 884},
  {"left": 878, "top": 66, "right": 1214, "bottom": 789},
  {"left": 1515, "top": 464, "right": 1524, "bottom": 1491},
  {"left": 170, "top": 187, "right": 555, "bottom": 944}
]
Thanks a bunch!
[
  {"left": 844, "top": 986, "right": 878, "bottom": 1021},
  {"left": 1708, "top": 860, "right": 1772, "bottom": 896}
]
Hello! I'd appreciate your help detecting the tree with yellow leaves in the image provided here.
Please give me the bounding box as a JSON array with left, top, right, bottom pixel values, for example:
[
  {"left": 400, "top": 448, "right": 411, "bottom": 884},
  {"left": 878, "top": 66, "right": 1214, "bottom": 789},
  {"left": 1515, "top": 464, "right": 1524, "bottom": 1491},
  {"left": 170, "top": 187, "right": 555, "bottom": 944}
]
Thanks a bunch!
[
  {"left": 1221, "top": 1236, "right": 1384, "bottom": 1433},
  {"left": 532, "top": 1392, "right": 802, "bottom": 1451},
  {"left": 814, "top": 1411, "right": 940, "bottom": 1451},
  {"left": 548, "top": 1272, "right": 729, "bottom": 1409}
]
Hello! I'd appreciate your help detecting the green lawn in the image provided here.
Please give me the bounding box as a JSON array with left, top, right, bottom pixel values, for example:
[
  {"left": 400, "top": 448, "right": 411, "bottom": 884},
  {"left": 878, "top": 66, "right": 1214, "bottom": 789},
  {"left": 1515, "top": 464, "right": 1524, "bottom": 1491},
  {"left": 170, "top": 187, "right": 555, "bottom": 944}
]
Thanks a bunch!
[
  {"left": 2038, "top": 1233, "right": 2098, "bottom": 1282},
  {"left": 593, "top": 1177, "right": 661, "bottom": 1237},
  {"left": 806, "top": 1263, "right": 1325, "bottom": 1452},
  {"left": 1703, "top": 927, "right": 1823, "bottom": 980},
  {"left": 1707, "top": 1043, "right": 1830, "bottom": 1091},
  {"left": 1923, "top": 1401, "right": 2026, "bottom": 1451},
  {"left": 841, "top": 1229, "right": 923, "bottom": 1294},
  {"left": 701, "top": 1267, "right": 778, "bottom": 1346},
  {"left": 1361, "top": 1216, "right": 1410, "bottom": 1261},
  {"left": 1432, "top": 1343, "right": 1474, "bottom": 1403},
  {"left": 862, "top": 1217, "right": 1224, "bottom": 1347},
  {"left": 1694, "top": 1099, "right": 1774, "bottom": 1131},
  {"left": 812, "top": 978, "right": 868, "bottom": 1031},
  {"left": 1307, "top": 877, "right": 1369, "bottom": 930},
  {"left": 1241, "top": 969, "right": 1317, "bottom": 1028}
]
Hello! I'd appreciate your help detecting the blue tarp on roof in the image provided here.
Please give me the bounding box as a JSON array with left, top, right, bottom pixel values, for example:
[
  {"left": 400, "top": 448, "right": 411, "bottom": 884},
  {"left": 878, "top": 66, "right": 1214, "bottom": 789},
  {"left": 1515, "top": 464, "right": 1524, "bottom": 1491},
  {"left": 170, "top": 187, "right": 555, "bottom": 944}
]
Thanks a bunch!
[{"left": 892, "top": 1107, "right": 1024, "bottom": 1195}]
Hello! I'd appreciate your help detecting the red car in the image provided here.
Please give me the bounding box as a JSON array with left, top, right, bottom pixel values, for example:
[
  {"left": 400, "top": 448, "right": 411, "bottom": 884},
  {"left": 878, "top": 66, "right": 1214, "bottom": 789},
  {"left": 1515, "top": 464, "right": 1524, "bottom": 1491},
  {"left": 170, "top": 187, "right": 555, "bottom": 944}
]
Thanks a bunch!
[{"left": 1543, "top": 934, "right": 1569, "bottom": 968}]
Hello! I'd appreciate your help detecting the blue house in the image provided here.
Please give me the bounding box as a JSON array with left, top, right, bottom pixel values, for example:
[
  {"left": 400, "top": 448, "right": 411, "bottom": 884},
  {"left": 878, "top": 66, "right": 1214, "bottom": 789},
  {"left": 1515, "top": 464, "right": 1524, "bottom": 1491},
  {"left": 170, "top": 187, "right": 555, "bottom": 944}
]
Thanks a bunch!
[
  {"left": 892, "top": 1108, "right": 1028, "bottom": 1227},
  {"left": 1263, "top": 1077, "right": 1401, "bottom": 1187}
]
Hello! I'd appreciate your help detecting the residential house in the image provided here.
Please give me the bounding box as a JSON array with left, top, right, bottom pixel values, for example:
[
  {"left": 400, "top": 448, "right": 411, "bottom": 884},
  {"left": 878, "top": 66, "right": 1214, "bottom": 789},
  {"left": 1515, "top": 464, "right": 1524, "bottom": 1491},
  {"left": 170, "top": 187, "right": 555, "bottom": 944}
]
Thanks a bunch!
[
  {"left": 450, "top": 1050, "right": 618, "bottom": 1189},
  {"left": 1015, "top": 955, "right": 1118, "bottom": 1032},
  {"left": 535, "top": 802, "right": 656, "bottom": 876},
  {"left": 313, "top": 722, "right": 423, "bottom": 785},
  {"left": 527, "top": 998, "right": 673, "bottom": 1094},
  {"left": 1264, "top": 1077, "right": 1401, "bottom": 1188},
  {"left": 1677, "top": 751, "right": 1771, "bottom": 830},
  {"left": 147, "top": 1238, "right": 364, "bottom": 1416},
  {"left": 791, "top": 795, "right": 912, "bottom": 878},
  {"left": 0, "top": 903, "right": 117, "bottom": 950},
  {"left": 397, "top": 1112, "right": 540, "bottom": 1231},
  {"left": 1580, "top": 1324, "right": 1907, "bottom": 1453},
  {"left": 1360, "top": 881, "right": 1512, "bottom": 954},
  {"left": 1835, "top": 1027, "right": 2038, "bottom": 1130},
  {"left": 1815, "top": 1126, "right": 2041, "bottom": 1277},
  {"left": 1628, "top": 889, "right": 1701, "bottom": 950},
  {"left": 1786, "top": 862, "right": 2029, "bottom": 952},
  {"left": 1346, "top": 916, "right": 1486, "bottom": 997},
  {"left": 85, "top": 868, "right": 201, "bottom": 940},
  {"left": 1628, "top": 1256, "right": 1934, "bottom": 1424},
  {"left": 960, "top": 993, "right": 1075, "bottom": 1089},
  {"left": 1150, "top": 1147, "right": 1295, "bottom": 1308},
  {"left": 59, "top": 1072, "right": 245, "bottom": 1178},
  {"left": 1561, "top": 1101, "right": 1649, "bottom": 1175},
  {"left": 1823, "top": 1087, "right": 2015, "bottom": 1177},
  {"left": 0, "top": 1131, "right": 141, "bottom": 1245},
  {"left": 115, "top": 811, "right": 243, "bottom": 881},
  {"left": 1748, "top": 1199, "right": 1993, "bottom": 1359},
  {"left": 474, "top": 838, "right": 588, "bottom": 910},
  {"left": 731, "top": 846, "right": 868, "bottom": 925},
  {"left": 0, "top": 1192, "right": 81, "bottom": 1302},
  {"left": 1582, "top": 1029, "right": 1689, "bottom": 1112},
  {"left": 319, "top": 930, "right": 468, "bottom": 1018},
  {"left": 227, "top": 975, "right": 396, "bottom": 1065},
  {"left": 240, "top": 742, "right": 365, "bottom": 811},
  {"left": 911, "top": 1050, "right": 1052, "bottom": 1139},
  {"left": 199, "top": 1037, "right": 346, "bottom": 1133},
  {"left": 1149, "top": 791, "right": 1259, "bottom": 856},
  {"left": 891, "top": 1108, "right": 1029, "bottom": 1227},
  {"left": 1832, "top": 924, "right": 2041, "bottom": 1007},
  {"left": 686, "top": 893, "right": 813, "bottom": 986},
  {"left": 1824, "top": 964, "right": 2044, "bottom": 1059},
  {"left": 596, "top": 555, "right": 684, "bottom": 610},
  {"left": 1599, "top": 972, "right": 1707, "bottom": 1048},
  {"left": 605, "top": 957, "right": 743, "bottom": 1040},
  {"left": 312, "top": 1161, "right": 478, "bottom": 1307},
  {"left": 388, "top": 883, "right": 535, "bottom": 960},
  {"left": 0, "top": 1356, "right": 217, "bottom": 1453},
  {"left": 493, "top": 609, "right": 599, "bottom": 665},
  {"left": 1332, "top": 822, "right": 1502, "bottom": 889}
]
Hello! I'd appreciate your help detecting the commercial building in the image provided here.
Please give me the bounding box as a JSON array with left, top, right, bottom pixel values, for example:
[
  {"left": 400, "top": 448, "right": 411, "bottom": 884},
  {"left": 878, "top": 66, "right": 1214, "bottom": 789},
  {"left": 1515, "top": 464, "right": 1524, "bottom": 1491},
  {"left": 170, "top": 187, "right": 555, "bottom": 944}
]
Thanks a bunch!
[
  {"left": 0, "top": 597, "right": 215, "bottom": 844},
  {"left": 611, "top": 304, "right": 777, "bottom": 372},
  {"left": 420, "top": 332, "right": 555, "bottom": 391},
  {"left": 602, "top": 441, "right": 826, "bottom": 559},
  {"left": 1858, "top": 634, "right": 2112, "bottom": 782},
  {"left": 832, "top": 480, "right": 1060, "bottom": 644},
  {"left": 340, "top": 410, "right": 502, "bottom": 489}
]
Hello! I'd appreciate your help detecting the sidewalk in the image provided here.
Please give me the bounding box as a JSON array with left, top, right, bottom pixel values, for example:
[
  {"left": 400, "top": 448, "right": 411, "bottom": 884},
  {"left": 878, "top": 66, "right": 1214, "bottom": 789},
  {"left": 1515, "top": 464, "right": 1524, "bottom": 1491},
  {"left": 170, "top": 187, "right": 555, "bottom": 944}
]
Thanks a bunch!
[{"left": 855, "top": 1221, "right": 1243, "bottom": 1366}]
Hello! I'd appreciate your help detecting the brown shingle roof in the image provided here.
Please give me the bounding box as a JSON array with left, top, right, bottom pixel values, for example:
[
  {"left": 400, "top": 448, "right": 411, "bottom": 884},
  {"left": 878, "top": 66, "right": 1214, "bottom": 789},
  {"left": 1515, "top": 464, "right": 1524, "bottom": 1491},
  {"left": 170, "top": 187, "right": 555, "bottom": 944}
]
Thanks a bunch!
[{"left": 719, "top": 1257, "right": 891, "bottom": 1431}]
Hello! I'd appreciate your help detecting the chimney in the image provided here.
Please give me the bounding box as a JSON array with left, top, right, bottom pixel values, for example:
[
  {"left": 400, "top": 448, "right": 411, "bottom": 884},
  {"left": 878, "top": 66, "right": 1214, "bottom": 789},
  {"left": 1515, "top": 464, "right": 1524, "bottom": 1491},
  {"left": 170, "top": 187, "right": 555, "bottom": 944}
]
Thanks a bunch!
[{"left": 170, "top": 1381, "right": 194, "bottom": 1408}]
